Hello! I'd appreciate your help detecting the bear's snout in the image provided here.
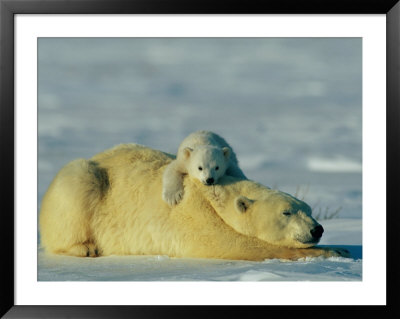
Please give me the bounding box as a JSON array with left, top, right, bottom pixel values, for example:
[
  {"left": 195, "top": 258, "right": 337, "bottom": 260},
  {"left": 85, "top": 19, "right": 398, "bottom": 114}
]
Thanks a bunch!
[
  {"left": 310, "top": 225, "right": 324, "bottom": 239},
  {"left": 206, "top": 178, "right": 215, "bottom": 185}
]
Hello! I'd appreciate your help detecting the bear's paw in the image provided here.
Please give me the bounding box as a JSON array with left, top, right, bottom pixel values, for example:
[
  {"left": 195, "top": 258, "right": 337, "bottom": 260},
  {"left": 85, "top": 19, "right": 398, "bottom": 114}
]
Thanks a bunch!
[{"left": 162, "top": 188, "right": 184, "bottom": 206}]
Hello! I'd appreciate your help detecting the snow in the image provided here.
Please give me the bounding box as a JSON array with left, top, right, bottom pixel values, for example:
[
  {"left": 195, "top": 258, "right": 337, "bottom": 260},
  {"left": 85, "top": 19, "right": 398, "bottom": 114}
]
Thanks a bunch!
[
  {"left": 37, "top": 38, "right": 362, "bottom": 282},
  {"left": 307, "top": 156, "right": 362, "bottom": 173}
]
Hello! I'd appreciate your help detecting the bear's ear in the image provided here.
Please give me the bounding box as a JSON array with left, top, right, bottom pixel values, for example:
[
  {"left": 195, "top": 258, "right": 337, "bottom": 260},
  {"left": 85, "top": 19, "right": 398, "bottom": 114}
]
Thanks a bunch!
[
  {"left": 235, "top": 196, "right": 253, "bottom": 213},
  {"left": 183, "top": 147, "right": 193, "bottom": 159},
  {"left": 222, "top": 147, "right": 230, "bottom": 160}
]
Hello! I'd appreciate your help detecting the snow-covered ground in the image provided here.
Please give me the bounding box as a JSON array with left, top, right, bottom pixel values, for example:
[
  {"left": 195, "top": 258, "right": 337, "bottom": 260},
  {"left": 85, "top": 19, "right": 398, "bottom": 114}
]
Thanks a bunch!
[{"left": 38, "top": 38, "right": 362, "bottom": 281}]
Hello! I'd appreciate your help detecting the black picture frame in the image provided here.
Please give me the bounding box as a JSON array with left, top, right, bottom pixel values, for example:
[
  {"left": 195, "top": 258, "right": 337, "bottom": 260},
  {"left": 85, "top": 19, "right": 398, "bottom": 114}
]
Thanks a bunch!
[{"left": 1, "top": 0, "right": 399, "bottom": 317}]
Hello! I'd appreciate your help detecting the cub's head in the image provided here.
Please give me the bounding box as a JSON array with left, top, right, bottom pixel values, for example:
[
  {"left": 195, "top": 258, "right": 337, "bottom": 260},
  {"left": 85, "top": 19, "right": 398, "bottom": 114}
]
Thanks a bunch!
[
  {"left": 182, "top": 146, "right": 230, "bottom": 186},
  {"left": 200, "top": 177, "right": 324, "bottom": 248}
]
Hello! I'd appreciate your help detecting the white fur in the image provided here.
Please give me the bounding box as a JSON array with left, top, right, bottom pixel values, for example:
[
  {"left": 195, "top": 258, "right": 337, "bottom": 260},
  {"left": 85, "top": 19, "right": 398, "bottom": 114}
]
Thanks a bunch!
[{"left": 162, "top": 131, "right": 246, "bottom": 206}]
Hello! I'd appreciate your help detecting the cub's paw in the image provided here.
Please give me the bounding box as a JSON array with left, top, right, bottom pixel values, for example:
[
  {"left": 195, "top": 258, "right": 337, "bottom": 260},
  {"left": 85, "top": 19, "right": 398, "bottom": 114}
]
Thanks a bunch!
[{"left": 162, "top": 188, "right": 184, "bottom": 206}]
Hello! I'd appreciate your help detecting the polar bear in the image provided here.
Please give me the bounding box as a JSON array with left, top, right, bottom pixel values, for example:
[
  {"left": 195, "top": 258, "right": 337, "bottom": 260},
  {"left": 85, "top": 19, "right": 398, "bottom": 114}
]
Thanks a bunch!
[
  {"left": 162, "top": 131, "right": 246, "bottom": 206},
  {"left": 39, "top": 143, "right": 350, "bottom": 261}
]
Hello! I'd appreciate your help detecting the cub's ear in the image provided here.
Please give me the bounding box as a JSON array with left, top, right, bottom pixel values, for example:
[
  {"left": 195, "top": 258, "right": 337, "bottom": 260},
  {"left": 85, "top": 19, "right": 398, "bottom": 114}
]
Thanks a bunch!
[
  {"left": 235, "top": 196, "right": 253, "bottom": 213},
  {"left": 222, "top": 147, "right": 230, "bottom": 160},
  {"left": 183, "top": 147, "right": 193, "bottom": 159}
]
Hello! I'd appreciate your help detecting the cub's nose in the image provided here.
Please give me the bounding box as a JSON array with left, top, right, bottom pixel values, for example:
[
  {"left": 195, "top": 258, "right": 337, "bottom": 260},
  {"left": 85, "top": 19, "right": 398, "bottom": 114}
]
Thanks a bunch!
[
  {"left": 310, "top": 225, "right": 324, "bottom": 239},
  {"left": 206, "top": 178, "right": 214, "bottom": 185}
]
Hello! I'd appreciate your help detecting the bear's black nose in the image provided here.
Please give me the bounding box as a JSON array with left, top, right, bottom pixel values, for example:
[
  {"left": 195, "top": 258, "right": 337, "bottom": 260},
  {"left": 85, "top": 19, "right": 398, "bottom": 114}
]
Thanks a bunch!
[
  {"left": 310, "top": 225, "right": 324, "bottom": 239},
  {"left": 206, "top": 178, "right": 214, "bottom": 185}
]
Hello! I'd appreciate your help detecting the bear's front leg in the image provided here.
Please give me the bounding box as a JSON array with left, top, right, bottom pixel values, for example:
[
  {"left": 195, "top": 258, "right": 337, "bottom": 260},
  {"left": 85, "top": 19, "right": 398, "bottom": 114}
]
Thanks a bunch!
[
  {"left": 162, "top": 161, "right": 185, "bottom": 206},
  {"left": 292, "top": 246, "right": 352, "bottom": 260}
]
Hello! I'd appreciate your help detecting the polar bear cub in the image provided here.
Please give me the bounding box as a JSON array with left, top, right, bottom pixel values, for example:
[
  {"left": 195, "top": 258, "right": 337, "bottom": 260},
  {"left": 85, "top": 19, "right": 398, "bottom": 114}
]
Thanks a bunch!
[{"left": 162, "top": 130, "right": 246, "bottom": 206}]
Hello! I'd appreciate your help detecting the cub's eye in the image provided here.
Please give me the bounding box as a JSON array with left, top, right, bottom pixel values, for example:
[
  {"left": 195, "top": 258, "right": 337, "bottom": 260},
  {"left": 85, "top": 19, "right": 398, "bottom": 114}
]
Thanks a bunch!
[
  {"left": 198, "top": 167, "right": 203, "bottom": 171},
  {"left": 215, "top": 166, "right": 219, "bottom": 171},
  {"left": 283, "top": 211, "right": 291, "bottom": 216}
]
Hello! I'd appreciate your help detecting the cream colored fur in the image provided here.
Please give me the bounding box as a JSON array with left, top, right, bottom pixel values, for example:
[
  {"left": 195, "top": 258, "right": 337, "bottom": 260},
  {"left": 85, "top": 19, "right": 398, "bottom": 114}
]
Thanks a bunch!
[{"left": 39, "top": 143, "right": 350, "bottom": 261}]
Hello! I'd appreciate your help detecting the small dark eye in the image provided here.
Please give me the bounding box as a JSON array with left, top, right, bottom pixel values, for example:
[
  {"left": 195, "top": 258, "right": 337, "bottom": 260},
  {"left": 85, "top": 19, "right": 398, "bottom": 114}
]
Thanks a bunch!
[
  {"left": 215, "top": 166, "right": 219, "bottom": 171},
  {"left": 198, "top": 167, "right": 202, "bottom": 171},
  {"left": 283, "top": 211, "right": 291, "bottom": 216}
]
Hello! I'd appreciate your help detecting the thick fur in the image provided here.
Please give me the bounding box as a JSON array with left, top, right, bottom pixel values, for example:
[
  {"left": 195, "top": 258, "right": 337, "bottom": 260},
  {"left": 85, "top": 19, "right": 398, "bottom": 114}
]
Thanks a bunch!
[
  {"left": 39, "top": 143, "right": 350, "bottom": 261},
  {"left": 162, "top": 131, "right": 246, "bottom": 206}
]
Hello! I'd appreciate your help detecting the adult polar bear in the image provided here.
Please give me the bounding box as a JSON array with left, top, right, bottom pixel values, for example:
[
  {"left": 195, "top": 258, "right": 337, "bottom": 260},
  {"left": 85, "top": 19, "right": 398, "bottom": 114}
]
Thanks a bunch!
[{"left": 39, "top": 144, "right": 349, "bottom": 261}]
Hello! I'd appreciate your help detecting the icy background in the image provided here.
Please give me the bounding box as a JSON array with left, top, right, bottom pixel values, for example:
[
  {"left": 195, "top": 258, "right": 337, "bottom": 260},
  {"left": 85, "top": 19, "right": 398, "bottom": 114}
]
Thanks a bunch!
[{"left": 38, "top": 38, "right": 362, "bottom": 281}]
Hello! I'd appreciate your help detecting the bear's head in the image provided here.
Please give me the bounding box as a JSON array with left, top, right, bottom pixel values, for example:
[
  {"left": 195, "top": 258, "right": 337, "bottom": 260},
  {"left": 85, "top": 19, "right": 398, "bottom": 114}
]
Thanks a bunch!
[
  {"left": 182, "top": 145, "right": 230, "bottom": 186},
  {"left": 194, "top": 176, "right": 323, "bottom": 248}
]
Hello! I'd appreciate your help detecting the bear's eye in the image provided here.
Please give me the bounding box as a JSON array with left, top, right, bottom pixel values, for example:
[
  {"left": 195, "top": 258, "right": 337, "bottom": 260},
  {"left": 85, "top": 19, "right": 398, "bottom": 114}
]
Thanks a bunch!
[
  {"left": 215, "top": 166, "right": 219, "bottom": 171},
  {"left": 283, "top": 211, "right": 291, "bottom": 216},
  {"left": 198, "top": 166, "right": 203, "bottom": 171}
]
